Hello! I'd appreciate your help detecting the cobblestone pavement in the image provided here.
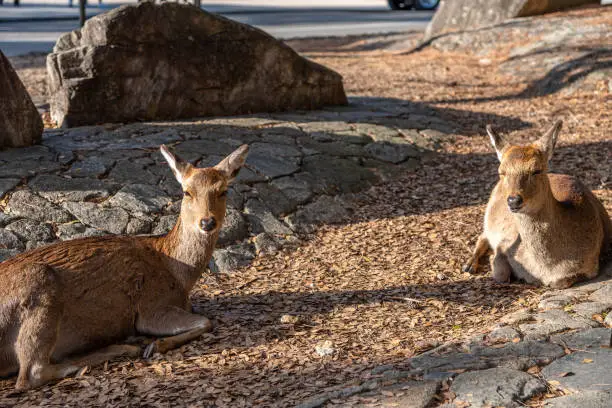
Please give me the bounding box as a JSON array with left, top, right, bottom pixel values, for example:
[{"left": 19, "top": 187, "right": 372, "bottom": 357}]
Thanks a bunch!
[
  {"left": 0, "top": 97, "right": 455, "bottom": 272},
  {"left": 299, "top": 266, "right": 612, "bottom": 407}
]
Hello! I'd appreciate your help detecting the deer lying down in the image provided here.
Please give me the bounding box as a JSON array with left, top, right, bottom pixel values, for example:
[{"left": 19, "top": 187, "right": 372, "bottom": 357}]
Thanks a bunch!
[
  {"left": 0, "top": 144, "right": 249, "bottom": 390},
  {"left": 464, "top": 121, "right": 611, "bottom": 289}
]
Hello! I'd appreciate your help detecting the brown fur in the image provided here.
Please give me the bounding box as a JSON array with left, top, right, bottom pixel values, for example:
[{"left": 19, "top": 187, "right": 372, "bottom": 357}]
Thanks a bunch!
[
  {"left": 0, "top": 144, "right": 249, "bottom": 390},
  {"left": 464, "top": 121, "right": 611, "bottom": 288}
]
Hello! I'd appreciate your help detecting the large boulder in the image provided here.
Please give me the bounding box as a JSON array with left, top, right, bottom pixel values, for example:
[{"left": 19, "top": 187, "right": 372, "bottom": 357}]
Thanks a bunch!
[
  {"left": 46, "top": 2, "right": 347, "bottom": 127},
  {"left": 0, "top": 51, "right": 43, "bottom": 148},
  {"left": 424, "top": 0, "right": 600, "bottom": 40}
]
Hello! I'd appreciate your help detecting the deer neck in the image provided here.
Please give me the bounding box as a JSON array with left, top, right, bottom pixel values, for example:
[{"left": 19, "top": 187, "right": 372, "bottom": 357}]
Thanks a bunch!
[
  {"left": 513, "top": 184, "right": 560, "bottom": 251},
  {"left": 156, "top": 216, "right": 218, "bottom": 292}
]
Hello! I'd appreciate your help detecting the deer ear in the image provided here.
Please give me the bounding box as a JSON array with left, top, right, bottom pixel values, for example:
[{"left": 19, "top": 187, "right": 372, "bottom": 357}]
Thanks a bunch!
[
  {"left": 160, "top": 145, "right": 191, "bottom": 184},
  {"left": 215, "top": 144, "right": 249, "bottom": 183},
  {"left": 486, "top": 125, "right": 508, "bottom": 162},
  {"left": 534, "top": 120, "right": 562, "bottom": 162}
]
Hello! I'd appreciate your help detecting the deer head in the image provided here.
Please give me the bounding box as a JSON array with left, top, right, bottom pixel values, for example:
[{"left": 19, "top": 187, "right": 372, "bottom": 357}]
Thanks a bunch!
[
  {"left": 160, "top": 144, "right": 249, "bottom": 235},
  {"left": 487, "top": 120, "right": 562, "bottom": 214}
]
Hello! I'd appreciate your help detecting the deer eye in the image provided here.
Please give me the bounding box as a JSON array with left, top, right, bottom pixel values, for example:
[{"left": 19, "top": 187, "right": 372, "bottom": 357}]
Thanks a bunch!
[
  {"left": 183, "top": 191, "right": 192, "bottom": 198},
  {"left": 499, "top": 172, "right": 506, "bottom": 177},
  {"left": 532, "top": 170, "right": 542, "bottom": 176},
  {"left": 219, "top": 190, "right": 228, "bottom": 198}
]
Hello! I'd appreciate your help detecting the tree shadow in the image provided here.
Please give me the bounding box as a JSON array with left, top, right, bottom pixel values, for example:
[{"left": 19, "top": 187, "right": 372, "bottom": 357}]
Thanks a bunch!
[{"left": 426, "top": 46, "right": 612, "bottom": 105}]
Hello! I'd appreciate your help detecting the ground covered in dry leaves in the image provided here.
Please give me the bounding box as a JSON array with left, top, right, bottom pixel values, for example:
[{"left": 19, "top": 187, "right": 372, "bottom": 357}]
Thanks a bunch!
[{"left": 2, "top": 7, "right": 611, "bottom": 408}]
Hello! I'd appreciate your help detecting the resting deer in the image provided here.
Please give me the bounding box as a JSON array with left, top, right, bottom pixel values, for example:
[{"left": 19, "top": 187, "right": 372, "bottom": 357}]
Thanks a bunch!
[
  {"left": 0, "top": 144, "right": 249, "bottom": 390},
  {"left": 463, "top": 120, "right": 611, "bottom": 288}
]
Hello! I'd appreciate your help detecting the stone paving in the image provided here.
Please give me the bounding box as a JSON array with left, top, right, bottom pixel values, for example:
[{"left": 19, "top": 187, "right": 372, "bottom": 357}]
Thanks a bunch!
[
  {"left": 0, "top": 97, "right": 452, "bottom": 272},
  {"left": 298, "top": 266, "right": 612, "bottom": 407}
]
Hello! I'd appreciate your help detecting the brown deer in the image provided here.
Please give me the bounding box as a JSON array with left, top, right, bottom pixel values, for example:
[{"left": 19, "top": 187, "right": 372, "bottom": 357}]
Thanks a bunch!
[
  {"left": 464, "top": 120, "right": 611, "bottom": 288},
  {"left": 0, "top": 144, "right": 249, "bottom": 390}
]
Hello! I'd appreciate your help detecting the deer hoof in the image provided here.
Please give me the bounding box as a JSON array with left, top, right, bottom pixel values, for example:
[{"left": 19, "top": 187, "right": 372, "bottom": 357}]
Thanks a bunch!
[
  {"left": 462, "top": 263, "right": 475, "bottom": 274},
  {"left": 142, "top": 342, "right": 158, "bottom": 359}
]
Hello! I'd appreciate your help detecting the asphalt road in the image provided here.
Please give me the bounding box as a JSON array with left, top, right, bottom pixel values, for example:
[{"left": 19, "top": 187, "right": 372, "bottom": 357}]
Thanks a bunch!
[{"left": 0, "top": 2, "right": 433, "bottom": 57}]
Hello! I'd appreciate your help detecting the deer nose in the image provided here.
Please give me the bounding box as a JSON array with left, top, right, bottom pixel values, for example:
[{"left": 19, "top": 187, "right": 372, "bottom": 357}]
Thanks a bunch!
[
  {"left": 199, "top": 217, "right": 217, "bottom": 232},
  {"left": 507, "top": 195, "right": 524, "bottom": 212}
]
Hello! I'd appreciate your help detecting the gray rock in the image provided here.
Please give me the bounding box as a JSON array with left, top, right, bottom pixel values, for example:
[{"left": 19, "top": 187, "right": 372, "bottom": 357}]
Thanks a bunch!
[
  {"left": 249, "top": 142, "right": 302, "bottom": 158},
  {"left": 7, "top": 190, "right": 73, "bottom": 223},
  {"left": 410, "top": 352, "right": 490, "bottom": 373},
  {"left": 0, "top": 178, "right": 20, "bottom": 199},
  {"left": 218, "top": 208, "right": 248, "bottom": 246},
  {"left": 253, "top": 182, "right": 296, "bottom": 216},
  {"left": 364, "top": 142, "right": 419, "bottom": 164},
  {"left": 366, "top": 380, "right": 440, "bottom": 408},
  {"left": 0, "top": 160, "right": 62, "bottom": 178},
  {"left": 244, "top": 199, "right": 293, "bottom": 236},
  {"left": 67, "top": 156, "right": 114, "bottom": 178},
  {"left": 285, "top": 195, "right": 350, "bottom": 231},
  {"left": 247, "top": 154, "right": 300, "bottom": 179},
  {"left": 47, "top": 2, "right": 346, "bottom": 127},
  {"left": 126, "top": 217, "right": 152, "bottom": 235},
  {"left": 56, "top": 222, "right": 107, "bottom": 240},
  {"left": 451, "top": 367, "right": 546, "bottom": 408},
  {"left": 152, "top": 215, "right": 178, "bottom": 235},
  {"left": 0, "top": 229, "right": 25, "bottom": 250},
  {"left": 210, "top": 243, "right": 255, "bottom": 273},
  {"left": 26, "top": 241, "right": 51, "bottom": 250},
  {"left": 298, "top": 139, "right": 364, "bottom": 158},
  {"left": 29, "top": 174, "right": 112, "bottom": 203},
  {"left": 6, "top": 219, "right": 54, "bottom": 243},
  {"left": 423, "top": 0, "right": 595, "bottom": 41},
  {"left": 0, "top": 249, "right": 20, "bottom": 262},
  {"left": 0, "top": 145, "right": 55, "bottom": 163},
  {"left": 501, "top": 309, "right": 534, "bottom": 325},
  {"left": 489, "top": 326, "right": 521, "bottom": 342},
  {"left": 542, "top": 349, "right": 612, "bottom": 392},
  {"left": 270, "top": 175, "right": 314, "bottom": 204},
  {"left": 0, "top": 50, "right": 43, "bottom": 148},
  {"left": 253, "top": 233, "right": 280, "bottom": 255},
  {"left": 539, "top": 295, "right": 576, "bottom": 310},
  {"left": 550, "top": 328, "right": 611, "bottom": 350},
  {"left": 572, "top": 302, "right": 611, "bottom": 318},
  {"left": 62, "top": 202, "right": 129, "bottom": 234},
  {"left": 0, "top": 213, "right": 19, "bottom": 228},
  {"left": 544, "top": 391, "right": 612, "bottom": 408},
  {"left": 301, "top": 155, "right": 378, "bottom": 194},
  {"left": 108, "top": 161, "right": 159, "bottom": 185},
  {"left": 472, "top": 339, "right": 564, "bottom": 366},
  {"left": 589, "top": 284, "right": 612, "bottom": 305},
  {"left": 107, "top": 184, "right": 170, "bottom": 214},
  {"left": 102, "top": 129, "right": 183, "bottom": 151},
  {"left": 519, "top": 309, "right": 599, "bottom": 340}
]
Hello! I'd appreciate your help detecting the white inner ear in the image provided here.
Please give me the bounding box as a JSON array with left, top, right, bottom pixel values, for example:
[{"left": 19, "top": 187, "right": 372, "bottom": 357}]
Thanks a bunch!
[
  {"left": 161, "top": 147, "right": 183, "bottom": 184},
  {"left": 487, "top": 129, "right": 504, "bottom": 161}
]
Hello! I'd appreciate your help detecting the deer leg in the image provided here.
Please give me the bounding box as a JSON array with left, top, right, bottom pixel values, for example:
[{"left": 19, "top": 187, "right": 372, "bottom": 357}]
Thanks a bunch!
[
  {"left": 491, "top": 251, "right": 512, "bottom": 283},
  {"left": 65, "top": 344, "right": 141, "bottom": 368},
  {"left": 136, "top": 306, "right": 212, "bottom": 358},
  {"left": 14, "top": 265, "right": 79, "bottom": 390},
  {"left": 462, "top": 234, "right": 490, "bottom": 274}
]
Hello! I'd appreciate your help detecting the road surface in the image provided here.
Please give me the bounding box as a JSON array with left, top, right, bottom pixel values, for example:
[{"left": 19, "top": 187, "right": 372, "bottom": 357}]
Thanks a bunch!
[{"left": 0, "top": 1, "right": 433, "bottom": 57}]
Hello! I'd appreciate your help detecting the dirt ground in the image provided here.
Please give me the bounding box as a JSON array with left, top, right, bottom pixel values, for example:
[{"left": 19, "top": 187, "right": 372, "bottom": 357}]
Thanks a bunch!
[{"left": 2, "top": 7, "right": 611, "bottom": 407}]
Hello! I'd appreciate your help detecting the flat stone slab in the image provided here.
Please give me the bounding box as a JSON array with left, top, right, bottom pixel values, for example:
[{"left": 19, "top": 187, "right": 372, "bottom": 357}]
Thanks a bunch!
[
  {"left": 543, "top": 391, "right": 612, "bottom": 408},
  {"left": 542, "top": 349, "right": 612, "bottom": 392},
  {"left": 589, "top": 284, "right": 612, "bottom": 305},
  {"left": 354, "top": 380, "right": 440, "bottom": 408},
  {"left": 0, "top": 104, "right": 429, "bottom": 271},
  {"left": 550, "top": 328, "right": 612, "bottom": 350},
  {"left": 29, "top": 174, "right": 112, "bottom": 203},
  {"left": 452, "top": 367, "right": 546, "bottom": 408}
]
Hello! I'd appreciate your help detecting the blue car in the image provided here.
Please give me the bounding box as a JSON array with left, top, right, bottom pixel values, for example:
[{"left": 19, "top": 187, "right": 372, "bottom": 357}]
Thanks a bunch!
[{"left": 388, "top": 0, "right": 440, "bottom": 10}]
